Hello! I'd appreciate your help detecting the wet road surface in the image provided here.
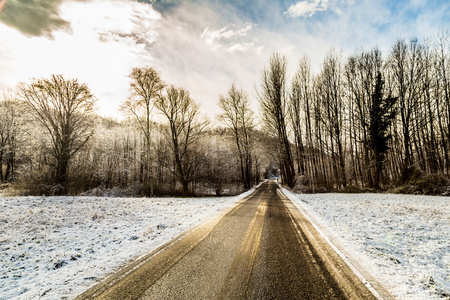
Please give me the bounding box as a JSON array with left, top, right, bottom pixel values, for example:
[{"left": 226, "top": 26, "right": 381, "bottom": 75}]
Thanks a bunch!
[{"left": 77, "top": 181, "right": 380, "bottom": 300}]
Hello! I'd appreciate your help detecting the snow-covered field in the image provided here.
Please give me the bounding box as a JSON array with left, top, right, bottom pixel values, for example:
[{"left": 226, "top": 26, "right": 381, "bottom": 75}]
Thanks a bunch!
[
  {"left": 2, "top": 187, "right": 449, "bottom": 300},
  {"left": 0, "top": 190, "right": 252, "bottom": 299},
  {"left": 284, "top": 190, "right": 450, "bottom": 299}
]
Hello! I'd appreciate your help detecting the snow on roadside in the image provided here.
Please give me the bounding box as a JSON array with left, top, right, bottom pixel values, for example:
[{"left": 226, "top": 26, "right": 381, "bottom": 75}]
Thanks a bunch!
[
  {"left": 284, "top": 190, "right": 450, "bottom": 299},
  {"left": 0, "top": 189, "right": 253, "bottom": 300}
]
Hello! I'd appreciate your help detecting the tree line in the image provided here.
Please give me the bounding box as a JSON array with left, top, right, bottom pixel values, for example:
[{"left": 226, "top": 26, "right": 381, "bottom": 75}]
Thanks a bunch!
[
  {"left": 263, "top": 31, "right": 450, "bottom": 194},
  {"left": 1, "top": 31, "right": 449, "bottom": 196},
  {"left": 0, "top": 71, "right": 272, "bottom": 196}
]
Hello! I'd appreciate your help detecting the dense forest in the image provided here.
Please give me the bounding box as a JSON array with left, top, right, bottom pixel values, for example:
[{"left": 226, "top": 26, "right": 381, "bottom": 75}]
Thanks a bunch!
[{"left": 1, "top": 32, "right": 450, "bottom": 196}]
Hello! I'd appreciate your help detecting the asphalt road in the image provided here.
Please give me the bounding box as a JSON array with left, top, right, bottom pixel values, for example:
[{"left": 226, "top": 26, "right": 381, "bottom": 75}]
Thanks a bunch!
[{"left": 77, "top": 181, "right": 382, "bottom": 300}]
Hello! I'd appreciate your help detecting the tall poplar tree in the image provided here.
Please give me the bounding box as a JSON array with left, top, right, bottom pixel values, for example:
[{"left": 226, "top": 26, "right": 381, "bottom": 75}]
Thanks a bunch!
[{"left": 258, "top": 52, "right": 295, "bottom": 188}]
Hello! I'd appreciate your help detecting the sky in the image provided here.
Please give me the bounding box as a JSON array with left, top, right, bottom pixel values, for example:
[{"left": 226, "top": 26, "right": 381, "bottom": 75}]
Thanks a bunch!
[{"left": 0, "top": 0, "right": 449, "bottom": 118}]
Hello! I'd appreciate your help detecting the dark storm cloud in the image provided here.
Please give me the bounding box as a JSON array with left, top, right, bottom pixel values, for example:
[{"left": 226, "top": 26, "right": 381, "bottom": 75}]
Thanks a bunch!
[{"left": 0, "top": 0, "right": 70, "bottom": 37}]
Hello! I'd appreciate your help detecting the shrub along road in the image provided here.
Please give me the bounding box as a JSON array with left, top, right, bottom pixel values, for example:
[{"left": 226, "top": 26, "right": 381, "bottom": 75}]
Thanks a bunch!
[{"left": 76, "top": 181, "right": 388, "bottom": 299}]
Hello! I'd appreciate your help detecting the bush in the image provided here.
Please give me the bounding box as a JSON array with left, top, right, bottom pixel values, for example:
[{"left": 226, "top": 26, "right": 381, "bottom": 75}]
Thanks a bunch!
[
  {"left": 401, "top": 166, "right": 424, "bottom": 183},
  {"left": 392, "top": 173, "right": 450, "bottom": 195},
  {"left": 11, "top": 169, "right": 55, "bottom": 196},
  {"left": 414, "top": 174, "right": 449, "bottom": 195},
  {"left": 293, "top": 175, "right": 310, "bottom": 193},
  {"left": 293, "top": 175, "right": 331, "bottom": 193},
  {"left": 340, "top": 184, "right": 380, "bottom": 193}
]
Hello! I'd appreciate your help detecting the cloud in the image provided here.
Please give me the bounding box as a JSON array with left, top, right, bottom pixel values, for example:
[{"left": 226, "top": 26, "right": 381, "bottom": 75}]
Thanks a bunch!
[
  {"left": 201, "top": 23, "right": 252, "bottom": 47},
  {"left": 285, "top": 0, "right": 329, "bottom": 18},
  {"left": 226, "top": 42, "right": 264, "bottom": 54},
  {"left": 62, "top": 0, "right": 160, "bottom": 50},
  {"left": 200, "top": 23, "right": 253, "bottom": 45},
  {"left": 200, "top": 23, "right": 263, "bottom": 53},
  {"left": 0, "top": 0, "right": 70, "bottom": 37}
]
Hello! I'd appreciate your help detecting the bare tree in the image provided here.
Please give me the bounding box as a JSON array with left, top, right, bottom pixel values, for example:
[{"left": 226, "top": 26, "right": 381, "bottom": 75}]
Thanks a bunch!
[
  {"left": 290, "top": 56, "right": 323, "bottom": 190},
  {"left": 388, "top": 39, "right": 425, "bottom": 181},
  {"left": 20, "top": 74, "right": 96, "bottom": 193},
  {"left": 155, "top": 86, "right": 207, "bottom": 196},
  {"left": 121, "top": 67, "right": 165, "bottom": 195},
  {"left": 202, "top": 146, "right": 234, "bottom": 196},
  {"left": 0, "top": 90, "right": 24, "bottom": 182},
  {"left": 434, "top": 29, "right": 450, "bottom": 175},
  {"left": 289, "top": 61, "right": 306, "bottom": 176},
  {"left": 218, "top": 84, "right": 254, "bottom": 190},
  {"left": 258, "top": 52, "right": 295, "bottom": 188},
  {"left": 318, "top": 50, "right": 347, "bottom": 188}
]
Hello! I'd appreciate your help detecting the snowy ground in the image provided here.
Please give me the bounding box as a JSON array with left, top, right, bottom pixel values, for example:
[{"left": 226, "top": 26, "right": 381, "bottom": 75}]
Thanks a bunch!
[
  {"left": 283, "top": 189, "right": 450, "bottom": 299},
  {"left": 2, "top": 188, "right": 449, "bottom": 300},
  {"left": 0, "top": 190, "right": 253, "bottom": 299}
]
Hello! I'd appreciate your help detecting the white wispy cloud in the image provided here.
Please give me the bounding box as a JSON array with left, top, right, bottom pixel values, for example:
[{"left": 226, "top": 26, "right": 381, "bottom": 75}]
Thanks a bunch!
[
  {"left": 226, "top": 42, "right": 264, "bottom": 54},
  {"left": 285, "top": 0, "right": 329, "bottom": 18},
  {"left": 200, "top": 23, "right": 263, "bottom": 53},
  {"left": 201, "top": 23, "right": 253, "bottom": 44}
]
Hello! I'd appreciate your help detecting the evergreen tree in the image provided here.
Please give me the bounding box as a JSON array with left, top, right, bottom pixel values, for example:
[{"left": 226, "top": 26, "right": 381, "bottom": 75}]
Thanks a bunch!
[{"left": 368, "top": 72, "right": 397, "bottom": 189}]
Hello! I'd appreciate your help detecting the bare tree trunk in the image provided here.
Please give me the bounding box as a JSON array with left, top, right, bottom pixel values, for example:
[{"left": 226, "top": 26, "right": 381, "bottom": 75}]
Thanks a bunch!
[
  {"left": 258, "top": 52, "right": 295, "bottom": 188},
  {"left": 218, "top": 84, "right": 254, "bottom": 190},
  {"left": 156, "top": 86, "right": 207, "bottom": 197}
]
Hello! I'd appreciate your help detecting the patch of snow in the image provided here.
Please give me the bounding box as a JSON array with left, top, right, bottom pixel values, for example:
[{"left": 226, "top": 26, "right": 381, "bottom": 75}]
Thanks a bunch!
[
  {"left": 0, "top": 189, "right": 254, "bottom": 299},
  {"left": 283, "top": 190, "right": 450, "bottom": 299}
]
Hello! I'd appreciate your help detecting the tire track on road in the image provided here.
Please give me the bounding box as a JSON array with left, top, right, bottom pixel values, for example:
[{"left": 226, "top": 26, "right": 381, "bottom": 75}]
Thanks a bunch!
[{"left": 218, "top": 199, "right": 267, "bottom": 299}]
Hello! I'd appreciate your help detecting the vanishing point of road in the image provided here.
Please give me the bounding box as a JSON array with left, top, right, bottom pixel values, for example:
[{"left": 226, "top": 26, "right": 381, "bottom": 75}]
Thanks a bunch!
[{"left": 77, "top": 180, "right": 389, "bottom": 300}]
